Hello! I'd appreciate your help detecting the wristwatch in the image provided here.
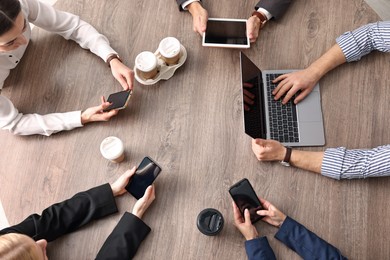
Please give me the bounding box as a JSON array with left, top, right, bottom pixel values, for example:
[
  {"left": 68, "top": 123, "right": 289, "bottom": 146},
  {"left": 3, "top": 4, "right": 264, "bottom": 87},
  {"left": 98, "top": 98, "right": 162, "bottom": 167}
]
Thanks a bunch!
[
  {"left": 251, "top": 10, "right": 268, "bottom": 28},
  {"left": 106, "top": 53, "right": 122, "bottom": 68},
  {"left": 280, "top": 147, "right": 292, "bottom": 167}
]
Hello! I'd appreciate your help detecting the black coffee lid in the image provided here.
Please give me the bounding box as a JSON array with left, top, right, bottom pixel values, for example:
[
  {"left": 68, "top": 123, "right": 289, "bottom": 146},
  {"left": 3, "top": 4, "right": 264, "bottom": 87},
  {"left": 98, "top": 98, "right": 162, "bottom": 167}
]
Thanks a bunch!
[{"left": 196, "top": 208, "right": 224, "bottom": 236}]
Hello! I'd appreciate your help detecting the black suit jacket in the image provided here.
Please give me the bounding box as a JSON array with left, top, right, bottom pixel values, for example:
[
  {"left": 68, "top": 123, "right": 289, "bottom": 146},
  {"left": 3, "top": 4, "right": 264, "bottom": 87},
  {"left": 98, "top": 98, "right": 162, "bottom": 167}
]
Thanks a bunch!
[
  {"left": 176, "top": 0, "right": 292, "bottom": 19},
  {"left": 0, "top": 184, "right": 151, "bottom": 260}
]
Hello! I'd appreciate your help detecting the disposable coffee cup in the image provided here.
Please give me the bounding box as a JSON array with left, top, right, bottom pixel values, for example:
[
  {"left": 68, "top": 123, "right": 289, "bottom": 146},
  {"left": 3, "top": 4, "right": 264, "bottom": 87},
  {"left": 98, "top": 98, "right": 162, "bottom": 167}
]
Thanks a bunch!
[
  {"left": 158, "top": 37, "right": 181, "bottom": 65},
  {"left": 135, "top": 51, "right": 158, "bottom": 79},
  {"left": 196, "top": 208, "right": 224, "bottom": 236},
  {"left": 100, "top": 136, "right": 125, "bottom": 163}
]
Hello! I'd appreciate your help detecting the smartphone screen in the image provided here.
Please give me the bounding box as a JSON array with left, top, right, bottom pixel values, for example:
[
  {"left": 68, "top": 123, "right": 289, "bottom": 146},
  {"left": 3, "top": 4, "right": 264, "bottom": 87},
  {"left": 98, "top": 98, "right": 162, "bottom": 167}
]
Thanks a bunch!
[
  {"left": 103, "top": 90, "right": 132, "bottom": 112},
  {"left": 229, "top": 178, "right": 263, "bottom": 223},
  {"left": 125, "top": 156, "right": 161, "bottom": 199}
]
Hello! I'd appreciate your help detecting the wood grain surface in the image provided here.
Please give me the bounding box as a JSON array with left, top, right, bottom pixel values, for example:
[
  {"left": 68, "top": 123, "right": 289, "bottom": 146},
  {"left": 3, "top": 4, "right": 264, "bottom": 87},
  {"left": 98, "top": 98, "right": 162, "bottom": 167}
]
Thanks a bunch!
[{"left": 1, "top": 0, "right": 389, "bottom": 259}]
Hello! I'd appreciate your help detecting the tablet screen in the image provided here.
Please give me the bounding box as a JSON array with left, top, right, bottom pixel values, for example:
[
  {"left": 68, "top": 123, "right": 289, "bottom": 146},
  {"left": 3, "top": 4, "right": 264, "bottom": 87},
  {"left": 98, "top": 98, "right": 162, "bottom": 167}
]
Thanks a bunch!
[{"left": 203, "top": 18, "right": 249, "bottom": 48}]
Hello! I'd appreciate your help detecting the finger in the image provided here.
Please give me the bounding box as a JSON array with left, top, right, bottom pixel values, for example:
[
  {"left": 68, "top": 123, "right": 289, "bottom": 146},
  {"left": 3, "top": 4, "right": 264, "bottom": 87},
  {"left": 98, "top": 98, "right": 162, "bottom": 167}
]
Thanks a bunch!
[
  {"left": 253, "top": 138, "right": 266, "bottom": 146},
  {"left": 294, "top": 89, "right": 311, "bottom": 104},
  {"left": 273, "top": 74, "right": 288, "bottom": 84},
  {"left": 282, "top": 88, "right": 298, "bottom": 104},
  {"left": 272, "top": 79, "right": 288, "bottom": 96},
  {"left": 243, "top": 208, "right": 252, "bottom": 224},
  {"left": 259, "top": 198, "right": 271, "bottom": 209},
  {"left": 274, "top": 82, "right": 292, "bottom": 101},
  {"left": 244, "top": 104, "right": 250, "bottom": 111},
  {"left": 101, "top": 96, "right": 106, "bottom": 104},
  {"left": 117, "top": 75, "right": 129, "bottom": 91},
  {"left": 256, "top": 209, "right": 269, "bottom": 216},
  {"left": 128, "top": 166, "right": 137, "bottom": 177}
]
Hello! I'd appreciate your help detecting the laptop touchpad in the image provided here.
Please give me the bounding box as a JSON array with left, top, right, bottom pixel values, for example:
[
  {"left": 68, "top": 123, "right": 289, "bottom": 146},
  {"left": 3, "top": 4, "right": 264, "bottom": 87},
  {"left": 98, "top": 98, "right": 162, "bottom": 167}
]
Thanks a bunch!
[{"left": 297, "top": 92, "right": 322, "bottom": 122}]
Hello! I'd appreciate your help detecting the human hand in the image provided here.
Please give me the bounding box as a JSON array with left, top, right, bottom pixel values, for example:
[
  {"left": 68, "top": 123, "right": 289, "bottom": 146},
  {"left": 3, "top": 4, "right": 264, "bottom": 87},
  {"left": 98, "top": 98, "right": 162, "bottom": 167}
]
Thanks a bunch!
[
  {"left": 272, "top": 68, "right": 320, "bottom": 104},
  {"left": 81, "top": 96, "right": 118, "bottom": 124},
  {"left": 187, "top": 2, "right": 208, "bottom": 36},
  {"left": 252, "top": 139, "right": 286, "bottom": 161},
  {"left": 257, "top": 198, "right": 286, "bottom": 228},
  {"left": 110, "top": 59, "right": 134, "bottom": 91},
  {"left": 110, "top": 166, "right": 136, "bottom": 197},
  {"left": 132, "top": 185, "right": 156, "bottom": 219},
  {"left": 232, "top": 201, "right": 259, "bottom": 240},
  {"left": 246, "top": 15, "right": 261, "bottom": 43}
]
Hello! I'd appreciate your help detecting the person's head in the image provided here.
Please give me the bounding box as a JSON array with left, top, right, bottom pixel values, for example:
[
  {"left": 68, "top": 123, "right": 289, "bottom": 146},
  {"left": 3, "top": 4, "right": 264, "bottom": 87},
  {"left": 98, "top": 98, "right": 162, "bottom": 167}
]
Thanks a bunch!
[
  {"left": 0, "top": 233, "right": 48, "bottom": 260},
  {"left": 0, "top": 0, "right": 28, "bottom": 52}
]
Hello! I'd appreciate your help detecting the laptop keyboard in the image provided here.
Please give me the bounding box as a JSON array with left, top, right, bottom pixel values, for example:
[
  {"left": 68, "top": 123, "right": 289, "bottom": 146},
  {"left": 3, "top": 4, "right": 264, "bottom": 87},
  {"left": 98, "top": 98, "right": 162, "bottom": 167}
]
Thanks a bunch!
[{"left": 266, "top": 74, "right": 300, "bottom": 143}]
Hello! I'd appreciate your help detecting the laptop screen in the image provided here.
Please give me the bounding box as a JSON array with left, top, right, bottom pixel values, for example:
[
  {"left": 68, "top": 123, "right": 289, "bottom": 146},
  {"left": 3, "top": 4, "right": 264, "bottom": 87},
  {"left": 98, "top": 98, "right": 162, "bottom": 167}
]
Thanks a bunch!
[{"left": 240, "top": 52, "right": 266, "bottom": 139}]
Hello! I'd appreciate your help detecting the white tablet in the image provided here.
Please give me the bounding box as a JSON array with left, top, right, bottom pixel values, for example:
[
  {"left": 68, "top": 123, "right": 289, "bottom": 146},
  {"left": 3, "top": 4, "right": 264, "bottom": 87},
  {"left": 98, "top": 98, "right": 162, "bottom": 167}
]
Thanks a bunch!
[{"left": 202, "top": 18, "right": 250, "bottom": 49}]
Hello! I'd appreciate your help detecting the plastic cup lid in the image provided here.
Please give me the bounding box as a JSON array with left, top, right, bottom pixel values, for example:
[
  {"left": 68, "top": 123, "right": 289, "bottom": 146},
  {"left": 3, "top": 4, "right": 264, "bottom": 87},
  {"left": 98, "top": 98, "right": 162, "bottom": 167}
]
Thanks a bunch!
[
  {"left": 159, "top": 37, "right": 180, "bottom": 58},
  {"left": 196, "top": 208, "right": 224, "bottom": 236},
  {"left": 135, "top": 51, "right": 157, "bottom": 72},
  {"left": 100, "top": 136, "right": 124, "bottom": 160}
]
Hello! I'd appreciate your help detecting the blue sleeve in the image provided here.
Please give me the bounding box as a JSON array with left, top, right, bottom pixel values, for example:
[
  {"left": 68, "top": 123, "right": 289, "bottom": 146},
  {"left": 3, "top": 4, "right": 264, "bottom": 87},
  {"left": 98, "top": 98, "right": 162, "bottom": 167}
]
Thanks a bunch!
[
  {"left": 336, "top": 21, "right": 390, "bottom": 62},
  {"left": 245, "top": 236, "right": 276, "bottom": 260},
  {"left": 275, "top": 217, "right": 347, "bottom": 260}
]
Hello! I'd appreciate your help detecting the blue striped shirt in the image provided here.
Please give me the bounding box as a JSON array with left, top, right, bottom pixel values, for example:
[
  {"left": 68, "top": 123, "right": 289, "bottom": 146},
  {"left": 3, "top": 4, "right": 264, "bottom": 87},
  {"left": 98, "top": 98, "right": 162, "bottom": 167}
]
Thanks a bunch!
[
  {"left": 321, "top": 145, "right": 390, "bottom": 180},
  {"left": 321, "top": 22, "right": 390, "bottom": 180},
  {"left": 336, "top": 21, "right": 390, "bottom": 62}
]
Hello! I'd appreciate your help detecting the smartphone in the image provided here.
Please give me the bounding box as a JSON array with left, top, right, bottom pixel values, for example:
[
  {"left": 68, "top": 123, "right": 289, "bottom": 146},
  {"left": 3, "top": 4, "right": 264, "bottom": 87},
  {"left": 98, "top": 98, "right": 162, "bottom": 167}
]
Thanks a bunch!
[
  {"left": 125, "top": 156, "right": 162, "bottom": 199},
  {"left": 229, "top": 178, "right": 263, "bottom": 223},
  {"left": 103, "top": 90, "right": 132, "bottom": 112}
]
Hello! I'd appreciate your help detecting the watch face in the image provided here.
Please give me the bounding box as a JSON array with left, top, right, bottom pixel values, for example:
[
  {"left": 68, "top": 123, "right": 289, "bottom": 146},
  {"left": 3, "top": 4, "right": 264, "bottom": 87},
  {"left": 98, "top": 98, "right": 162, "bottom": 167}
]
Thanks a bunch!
[{"left": 280, "top": 161, "right": 290, "bottom": 167}]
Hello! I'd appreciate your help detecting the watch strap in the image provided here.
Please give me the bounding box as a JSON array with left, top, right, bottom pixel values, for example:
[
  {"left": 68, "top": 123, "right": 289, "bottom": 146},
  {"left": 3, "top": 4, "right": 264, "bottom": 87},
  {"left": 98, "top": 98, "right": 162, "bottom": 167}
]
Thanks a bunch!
[
  {"left": 106, "top": 54, "right": 122, "bottom": 67},
  {"left": 251, "top": 11, "right": 268, "bottom": 28},
  {"left": 282, "top": 147, "right": 292, "bottom": 164}
]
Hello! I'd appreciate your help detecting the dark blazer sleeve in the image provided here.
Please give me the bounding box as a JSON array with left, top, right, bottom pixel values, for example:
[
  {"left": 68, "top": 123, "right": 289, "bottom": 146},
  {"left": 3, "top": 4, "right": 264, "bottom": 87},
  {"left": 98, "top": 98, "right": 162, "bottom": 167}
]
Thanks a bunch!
[
  {"left": 255, "top": 0, "right": 292, "bottom": 19},
  {"left": 176, "top": 0, "right": 202, "bottom": 11},
  {"left": 95, "top": 212, "right": 151, "bottom": 260},
  {"left": 245, "top": 236, "right": 277, "bottom": 260},
  {"left": 275, "top": 216, "right": 347, "bottom": 259},
  {"left": 0, "top": 184, "right": 118, "bottom": 242}
]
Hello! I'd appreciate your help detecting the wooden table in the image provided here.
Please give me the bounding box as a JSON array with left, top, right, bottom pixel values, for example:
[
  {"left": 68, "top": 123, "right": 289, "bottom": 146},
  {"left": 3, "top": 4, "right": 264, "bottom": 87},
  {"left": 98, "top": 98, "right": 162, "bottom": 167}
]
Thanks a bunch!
[{"left": 1, "top": 0, "right": 389, "bottom": 259}]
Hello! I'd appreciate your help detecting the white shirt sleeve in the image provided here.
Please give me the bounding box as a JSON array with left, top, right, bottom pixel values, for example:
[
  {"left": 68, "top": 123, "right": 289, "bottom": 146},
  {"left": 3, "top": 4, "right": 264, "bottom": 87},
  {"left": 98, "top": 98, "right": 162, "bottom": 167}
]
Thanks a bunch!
[
  {"left": 25, "top": 0, "right": 117, "bottom": 61},
  {"left": 181, "top": 0, "right": 199, "bottom": 10},
  {"left": 0, "top": 95, "right": 83, "bottom": 136},
  {"left": 256, "top": 7, "right": 273, "bottom": 20}
]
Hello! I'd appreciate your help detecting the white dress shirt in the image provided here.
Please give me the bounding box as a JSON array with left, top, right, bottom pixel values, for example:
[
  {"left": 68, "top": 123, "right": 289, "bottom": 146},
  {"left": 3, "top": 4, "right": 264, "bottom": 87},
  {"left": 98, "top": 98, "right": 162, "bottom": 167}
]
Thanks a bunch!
[{"left": 0, "top": 0, "right": 117, "bottom": 136}]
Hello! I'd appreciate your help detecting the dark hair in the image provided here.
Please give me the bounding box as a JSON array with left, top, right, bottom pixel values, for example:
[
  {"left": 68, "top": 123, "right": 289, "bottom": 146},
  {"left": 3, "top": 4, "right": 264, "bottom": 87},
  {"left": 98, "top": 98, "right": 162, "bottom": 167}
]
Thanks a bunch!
[{"left": 0, "top": 0, "right": 21, "bottom": 36}]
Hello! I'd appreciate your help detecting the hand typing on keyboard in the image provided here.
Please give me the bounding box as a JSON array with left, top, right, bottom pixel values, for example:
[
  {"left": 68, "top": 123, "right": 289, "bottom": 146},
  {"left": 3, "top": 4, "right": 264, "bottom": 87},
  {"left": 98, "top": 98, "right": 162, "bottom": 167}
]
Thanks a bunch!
[{"left": 271, "top": 68, "right": 320, "bottom": 105}]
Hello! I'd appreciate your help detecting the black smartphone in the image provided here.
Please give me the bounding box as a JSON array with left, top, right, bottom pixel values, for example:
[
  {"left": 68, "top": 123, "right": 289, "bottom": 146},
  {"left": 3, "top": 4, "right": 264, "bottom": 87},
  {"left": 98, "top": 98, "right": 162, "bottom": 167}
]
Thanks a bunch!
[
  {"left": 229, "top": 178, "right": 263, "bottom": 223},
  {"left": 125, "top": 156, "right": 162, "bottom": 199},
  {"left": 103, "top": 90, "right": 132, "bottom": 112}
]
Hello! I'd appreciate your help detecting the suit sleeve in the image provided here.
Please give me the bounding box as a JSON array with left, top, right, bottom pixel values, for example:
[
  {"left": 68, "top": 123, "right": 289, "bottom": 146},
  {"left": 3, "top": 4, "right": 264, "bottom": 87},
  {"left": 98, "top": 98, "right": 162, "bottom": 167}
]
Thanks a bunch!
[
  {"left": 245, "top": 236, "right": 276, "bottom": 260},
  {"left": 0, "top": 184, "right": 118, "bottom": 242},
  {"left": 255, "top": 0, "right": 292, "bottom": 19},
  {"left": 95, "top": 212, "right": 151, "bottom": 260},
  {"left": 176, "top": 0, "right": 202, "bottom": 11},
  {"left": 275, "top": 217, "right": 347, "bottom": 259}
]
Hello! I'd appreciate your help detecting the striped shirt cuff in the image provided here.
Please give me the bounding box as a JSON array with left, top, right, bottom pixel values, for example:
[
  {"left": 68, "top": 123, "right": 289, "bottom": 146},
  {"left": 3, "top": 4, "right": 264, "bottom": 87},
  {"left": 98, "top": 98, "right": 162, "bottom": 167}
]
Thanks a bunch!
[
  {"left": 336, "top": 21, "right": 390, "bottom": 62},
  {"left": 321, "top": 147, "right": 346, "bottom": 180}
]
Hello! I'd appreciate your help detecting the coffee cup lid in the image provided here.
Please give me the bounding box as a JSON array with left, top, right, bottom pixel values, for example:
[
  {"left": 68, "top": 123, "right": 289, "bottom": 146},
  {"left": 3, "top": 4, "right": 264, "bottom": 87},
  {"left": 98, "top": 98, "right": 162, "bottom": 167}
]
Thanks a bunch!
[
  {"left": 196, "top": 208, "right": 224, "bottom": 236},
  {"left": 135, "top": 51, "right": 157, "bottom": 72},
  {"left": 159, "top": 37, "right": 180, "bottom": 58},
  {"left": 100, "top": 136, "right": 124, "bottom": 160}
]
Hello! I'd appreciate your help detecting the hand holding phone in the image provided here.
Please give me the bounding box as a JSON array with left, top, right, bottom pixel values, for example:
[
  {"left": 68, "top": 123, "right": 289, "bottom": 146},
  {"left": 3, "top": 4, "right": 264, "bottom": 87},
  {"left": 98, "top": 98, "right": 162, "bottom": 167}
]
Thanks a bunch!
[
  {"left": 229, "top": 178, "right": 263, "bottom": 223},
  {"left": 103, "top": 90, "right": 132, "bottom": 112},
  {"left": 125, "top": 157, "right": 162, "bottom": 199}
]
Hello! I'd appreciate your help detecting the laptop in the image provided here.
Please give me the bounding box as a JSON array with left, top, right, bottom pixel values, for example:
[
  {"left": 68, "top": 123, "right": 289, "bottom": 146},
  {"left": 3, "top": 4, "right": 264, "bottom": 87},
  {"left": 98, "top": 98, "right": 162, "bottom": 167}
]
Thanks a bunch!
[
  {"left": 240, "top": 52, "right": 325, "bottom": 146},
  {"left": 202, "top": 18, "right": 250, "bottom": 49}
]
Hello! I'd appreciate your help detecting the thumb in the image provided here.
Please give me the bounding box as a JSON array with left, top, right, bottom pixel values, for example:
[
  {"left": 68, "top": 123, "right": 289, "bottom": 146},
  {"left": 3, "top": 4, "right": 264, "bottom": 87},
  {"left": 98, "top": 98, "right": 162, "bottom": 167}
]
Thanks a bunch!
[
  {"left": 256, "top": 210, "right": 268, "bottom": 216},
  {"left": 244, "top": 209, "right": 252, "bottom": 223}
]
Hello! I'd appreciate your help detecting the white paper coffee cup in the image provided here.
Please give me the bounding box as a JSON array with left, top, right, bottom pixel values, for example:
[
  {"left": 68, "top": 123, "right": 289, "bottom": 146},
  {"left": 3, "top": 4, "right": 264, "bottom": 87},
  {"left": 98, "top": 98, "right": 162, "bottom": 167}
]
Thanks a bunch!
[
  {"left": 135, "top": 51, "right": 158, "bottom": 79},
  {"left": 158, "top": 37, "right": 181, "bottom": 65},
  {"left": 100, "top": 136, "right": 125, "bottom": 163}
]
